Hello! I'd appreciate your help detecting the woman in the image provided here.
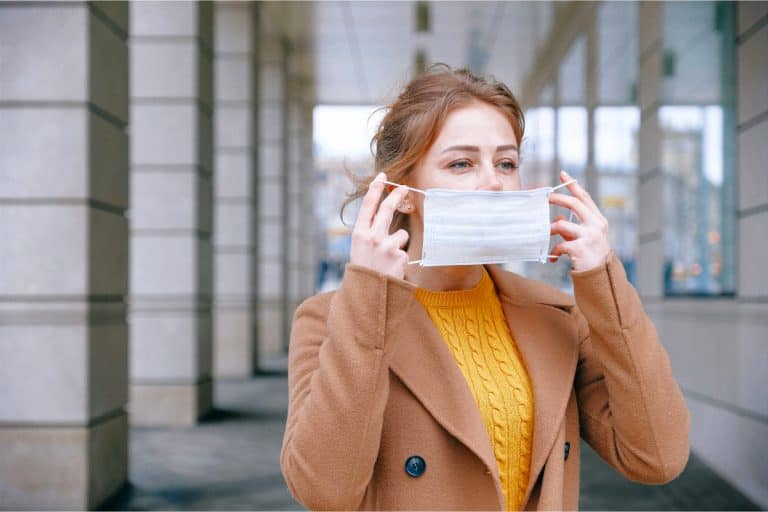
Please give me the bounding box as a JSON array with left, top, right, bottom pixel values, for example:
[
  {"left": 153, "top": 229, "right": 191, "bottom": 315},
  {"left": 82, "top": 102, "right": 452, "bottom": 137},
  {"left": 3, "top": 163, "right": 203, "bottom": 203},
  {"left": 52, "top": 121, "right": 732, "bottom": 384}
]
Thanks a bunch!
[{"left": 280, "top": 65, "right": 690, "bottom": 511}]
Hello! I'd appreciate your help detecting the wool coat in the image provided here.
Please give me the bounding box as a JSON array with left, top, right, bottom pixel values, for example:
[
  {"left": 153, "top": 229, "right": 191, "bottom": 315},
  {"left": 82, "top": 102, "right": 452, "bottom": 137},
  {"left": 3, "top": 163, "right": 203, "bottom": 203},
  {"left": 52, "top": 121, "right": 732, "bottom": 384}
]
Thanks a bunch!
[{"left": 280, "top": 251, "right": 691, "bottom": 510}]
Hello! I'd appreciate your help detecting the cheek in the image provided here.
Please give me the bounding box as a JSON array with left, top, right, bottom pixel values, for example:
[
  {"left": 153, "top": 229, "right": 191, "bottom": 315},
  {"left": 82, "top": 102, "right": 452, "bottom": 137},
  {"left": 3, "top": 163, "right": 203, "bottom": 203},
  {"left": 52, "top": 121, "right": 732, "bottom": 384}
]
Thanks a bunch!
[{"left": 502, "top": 174, "right": 522, "bottom": 191}]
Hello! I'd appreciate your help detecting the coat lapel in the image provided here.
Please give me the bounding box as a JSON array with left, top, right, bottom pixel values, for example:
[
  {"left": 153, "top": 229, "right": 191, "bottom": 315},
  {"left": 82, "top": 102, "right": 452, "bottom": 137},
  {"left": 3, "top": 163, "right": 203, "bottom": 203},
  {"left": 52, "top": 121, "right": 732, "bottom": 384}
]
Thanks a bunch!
[
  {"left": 388, "top": 303, "right": 504, "bottom": 499},
  {"left": 389, "top": 265, "right": 580, "bottom": 509},
  {"left": 486, "top": 265, "right": 580, "bottom": 507}
]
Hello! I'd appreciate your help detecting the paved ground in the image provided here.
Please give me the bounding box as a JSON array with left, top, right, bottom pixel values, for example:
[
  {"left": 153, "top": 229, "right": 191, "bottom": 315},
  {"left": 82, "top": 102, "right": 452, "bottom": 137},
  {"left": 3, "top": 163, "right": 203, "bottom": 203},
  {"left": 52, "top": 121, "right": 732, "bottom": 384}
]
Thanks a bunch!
[{"left": 102, "top": 364, "right": 758, "bottom": 511}]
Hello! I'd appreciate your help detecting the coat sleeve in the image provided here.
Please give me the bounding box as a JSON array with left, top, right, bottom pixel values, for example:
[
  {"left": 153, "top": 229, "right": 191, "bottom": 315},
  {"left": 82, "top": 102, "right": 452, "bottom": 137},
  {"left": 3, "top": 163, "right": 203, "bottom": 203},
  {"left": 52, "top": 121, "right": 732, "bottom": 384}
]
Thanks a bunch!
[
  {"left": 280, "top": 263, "right": 417, "bottom": 510},
  {"left": 570, "top": 251, "right": 691, "bottom": 484}
]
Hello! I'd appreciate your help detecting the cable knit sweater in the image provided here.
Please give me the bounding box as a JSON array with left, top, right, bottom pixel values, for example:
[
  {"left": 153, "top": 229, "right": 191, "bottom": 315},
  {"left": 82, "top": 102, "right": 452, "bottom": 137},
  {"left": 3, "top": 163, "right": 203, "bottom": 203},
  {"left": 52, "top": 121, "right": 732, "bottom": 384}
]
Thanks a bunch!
[{"left": 414, "top": 267, "right": 534, "bottom": 511}]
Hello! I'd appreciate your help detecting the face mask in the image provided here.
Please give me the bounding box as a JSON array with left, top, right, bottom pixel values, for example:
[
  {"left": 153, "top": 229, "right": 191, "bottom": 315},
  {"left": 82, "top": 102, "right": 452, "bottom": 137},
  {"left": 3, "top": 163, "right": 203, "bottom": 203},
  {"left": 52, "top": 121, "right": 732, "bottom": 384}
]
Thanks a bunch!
[{"left": 379, "top": 179, "right": 575, "bottom": 267}]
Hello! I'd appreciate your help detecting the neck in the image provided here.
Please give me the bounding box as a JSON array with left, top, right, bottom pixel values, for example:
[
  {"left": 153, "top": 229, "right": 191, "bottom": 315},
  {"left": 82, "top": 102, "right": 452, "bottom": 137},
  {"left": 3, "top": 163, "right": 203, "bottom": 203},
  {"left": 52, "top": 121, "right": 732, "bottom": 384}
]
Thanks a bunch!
[
  {"left": 405, "top": 264, "right": 484, "bottom": 292},
  {"left": 404, "top": 227, "right": 483, "bottom": 291}
]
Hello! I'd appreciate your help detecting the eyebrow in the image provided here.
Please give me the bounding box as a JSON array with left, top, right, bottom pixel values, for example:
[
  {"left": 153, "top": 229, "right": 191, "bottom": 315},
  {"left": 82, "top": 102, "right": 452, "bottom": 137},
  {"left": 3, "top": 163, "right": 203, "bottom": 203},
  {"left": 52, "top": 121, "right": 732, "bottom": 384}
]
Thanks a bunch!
[{"left": 441, "top": 144, "right": 518, "bottom": 154}]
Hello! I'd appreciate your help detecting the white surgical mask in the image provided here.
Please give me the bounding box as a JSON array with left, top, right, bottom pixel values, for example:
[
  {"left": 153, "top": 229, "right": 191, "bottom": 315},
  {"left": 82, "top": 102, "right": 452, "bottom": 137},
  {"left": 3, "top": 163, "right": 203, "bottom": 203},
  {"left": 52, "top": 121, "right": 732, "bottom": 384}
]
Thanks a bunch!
[{"left": 379, "top": 179, "right": 575, "bottom": 267}]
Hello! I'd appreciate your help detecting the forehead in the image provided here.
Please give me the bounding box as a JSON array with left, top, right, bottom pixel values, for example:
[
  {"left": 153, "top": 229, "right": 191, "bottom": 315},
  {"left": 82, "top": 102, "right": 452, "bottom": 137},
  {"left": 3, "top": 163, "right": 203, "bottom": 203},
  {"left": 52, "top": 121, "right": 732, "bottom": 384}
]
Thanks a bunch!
[{"left": 433, "top": 102, "right": 518, "bottom": 147}]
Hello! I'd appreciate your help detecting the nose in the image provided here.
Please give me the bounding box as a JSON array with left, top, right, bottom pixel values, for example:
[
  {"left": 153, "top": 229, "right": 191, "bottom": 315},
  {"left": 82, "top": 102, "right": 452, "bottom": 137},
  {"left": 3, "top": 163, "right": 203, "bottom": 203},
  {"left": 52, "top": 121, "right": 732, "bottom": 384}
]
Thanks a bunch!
[{"left": 476, "top": 163, "right": 503, "bottom": 191}]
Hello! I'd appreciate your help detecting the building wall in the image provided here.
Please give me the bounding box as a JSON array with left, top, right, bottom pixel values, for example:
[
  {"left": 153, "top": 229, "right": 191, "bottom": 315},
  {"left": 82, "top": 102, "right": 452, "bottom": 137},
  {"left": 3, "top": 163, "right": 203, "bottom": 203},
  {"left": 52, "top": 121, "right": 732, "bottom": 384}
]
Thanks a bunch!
[
  {"left": 524, "top": 1, "right": 768, "bottom": 507},
  {"left": 0, "top": 2, "right": 130, "bottom": 507},
  {"left": 668, "top": 3, "right": 768, "bottom": 507}
]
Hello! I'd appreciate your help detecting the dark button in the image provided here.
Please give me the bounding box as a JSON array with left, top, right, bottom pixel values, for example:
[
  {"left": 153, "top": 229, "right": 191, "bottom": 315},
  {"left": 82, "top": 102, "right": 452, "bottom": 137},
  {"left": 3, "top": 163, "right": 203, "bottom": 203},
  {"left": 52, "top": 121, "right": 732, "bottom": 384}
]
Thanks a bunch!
[
  {"left": 564, "top": 441, "right": 571, "bottom": 461},
  {"left": 404, "top": 455, "right": 426, "bottom": 477}
]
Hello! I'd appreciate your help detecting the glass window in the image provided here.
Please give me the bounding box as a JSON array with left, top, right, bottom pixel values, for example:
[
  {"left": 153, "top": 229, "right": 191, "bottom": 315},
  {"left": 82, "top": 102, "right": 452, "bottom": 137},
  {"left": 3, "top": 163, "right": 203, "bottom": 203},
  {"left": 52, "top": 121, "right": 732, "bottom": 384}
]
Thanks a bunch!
[
  {"left": 595, "top": 107, "right": 640, "bottom": 281},
  {"left": 521, "top": 105, "right": 555, "bottom": 189},
  {"left": 660, "top": 1, "right": 736, "bottom": 295}
]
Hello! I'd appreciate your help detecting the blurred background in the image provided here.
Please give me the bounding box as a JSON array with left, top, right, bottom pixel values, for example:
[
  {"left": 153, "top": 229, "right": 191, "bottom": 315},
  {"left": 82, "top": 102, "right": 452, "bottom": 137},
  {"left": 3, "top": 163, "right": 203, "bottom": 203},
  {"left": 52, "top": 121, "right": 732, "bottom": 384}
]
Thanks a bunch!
[{"left": 0, "top": 0, "right": 766, "bottom": 510}]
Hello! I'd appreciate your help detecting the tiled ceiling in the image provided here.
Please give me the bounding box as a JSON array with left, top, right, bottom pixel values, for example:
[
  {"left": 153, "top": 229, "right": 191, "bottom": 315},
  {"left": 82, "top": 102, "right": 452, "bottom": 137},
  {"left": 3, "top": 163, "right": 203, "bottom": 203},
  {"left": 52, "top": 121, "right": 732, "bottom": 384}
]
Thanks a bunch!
[{"left": 312, "top": 1, "right": 554, "bottom": 106}]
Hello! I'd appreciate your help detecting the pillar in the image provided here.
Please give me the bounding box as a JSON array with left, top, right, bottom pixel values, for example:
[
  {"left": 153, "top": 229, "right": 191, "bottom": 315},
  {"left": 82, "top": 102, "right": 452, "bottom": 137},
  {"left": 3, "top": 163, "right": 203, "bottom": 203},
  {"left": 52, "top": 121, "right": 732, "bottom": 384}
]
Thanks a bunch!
[
  {"left": 284, "top": 20, "right": 317, "bottom": 348},
  {"left": 286, "top": 59, "right": 303, "bottom": 344},
  {"left": 256, "top": 14, "right": 288, "bottom": 360},
  {"left": 129, "top": 1, "right": 214, "bottom": 425},
  {"left": 0, "top": 2, "right": 129, "bottom": 507},
  {"left": 636, "top": 1, "right": 664, "bottom": 300},
  {"left": 299, "top": 92, "right": 318, "bottom": 303},
  {"left": 585, "top": 15, "right": 599, "bottom": 198},
  {"left": 212, "top": 1, "right": 260, "bottom": 378},
  {"left": 736, "top": 3, "right": 768, "bottom": 300}
]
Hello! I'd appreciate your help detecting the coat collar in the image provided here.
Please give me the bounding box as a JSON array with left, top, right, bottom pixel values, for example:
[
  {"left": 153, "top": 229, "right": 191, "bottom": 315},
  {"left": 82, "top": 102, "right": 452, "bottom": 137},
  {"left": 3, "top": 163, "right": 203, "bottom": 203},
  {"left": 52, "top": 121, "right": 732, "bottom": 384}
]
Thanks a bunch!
[{"left": 389, "top": 264, "right": 580, "bottom": 509}]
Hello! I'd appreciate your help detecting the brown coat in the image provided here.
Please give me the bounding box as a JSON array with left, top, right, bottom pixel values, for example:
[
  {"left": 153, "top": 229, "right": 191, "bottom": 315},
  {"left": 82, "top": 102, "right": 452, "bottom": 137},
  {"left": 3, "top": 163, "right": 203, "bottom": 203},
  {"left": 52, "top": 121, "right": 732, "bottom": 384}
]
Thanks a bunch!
[{"left": 280, "top": 252, "right": 690, "bottom": 510}]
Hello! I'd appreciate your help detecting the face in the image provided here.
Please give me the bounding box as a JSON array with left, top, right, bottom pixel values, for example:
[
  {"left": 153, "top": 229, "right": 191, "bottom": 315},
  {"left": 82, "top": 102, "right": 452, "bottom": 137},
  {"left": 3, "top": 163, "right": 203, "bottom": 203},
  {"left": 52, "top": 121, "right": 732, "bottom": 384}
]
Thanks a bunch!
[{"left": 409, "top": 101, "right": 522, "bottom": 193}]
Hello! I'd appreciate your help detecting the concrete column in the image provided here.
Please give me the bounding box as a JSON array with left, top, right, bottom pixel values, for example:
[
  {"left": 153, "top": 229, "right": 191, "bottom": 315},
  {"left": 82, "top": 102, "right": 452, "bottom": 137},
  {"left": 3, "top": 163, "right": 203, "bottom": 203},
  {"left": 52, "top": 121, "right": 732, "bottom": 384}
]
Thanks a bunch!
[
  {"left": 212, "top": 2, "right": 259, "bottom": 378},
  {"left": 299, "top": 101, "right": 317, "bottom": 300},
  {"left": 286, "top": 50, "right": 317, "bottom": 339},
  {"left": 552, "top": 74, "right": 561, "bottom": 186},
  {"left": 585, "top": 16, "right": 599, "bottom": 198},
  {"left": 256, "top": 20, "right": 287, "bottom": 359},
  {"left": 636, "top": 1, "right": 664, "bottom": 300},
  {"left": 0, "top": 2, "right": 129, "bottom": 508},
  {"left": 736, "top": 3, "right": 768, "bottom": 301},
  {"left": 286, "top": 69, "right": 302, "bottom": 341},
  {"left": 129, "top": 1, "right": 214, "bottom": 425}
]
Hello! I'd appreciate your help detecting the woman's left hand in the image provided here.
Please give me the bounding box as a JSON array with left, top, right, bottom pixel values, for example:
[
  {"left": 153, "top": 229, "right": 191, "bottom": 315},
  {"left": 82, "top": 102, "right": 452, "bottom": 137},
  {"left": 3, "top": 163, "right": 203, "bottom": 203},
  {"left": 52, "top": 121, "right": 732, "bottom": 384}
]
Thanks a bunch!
[{"left": 548, "top": 170, "right": 612, "bottom": 272}]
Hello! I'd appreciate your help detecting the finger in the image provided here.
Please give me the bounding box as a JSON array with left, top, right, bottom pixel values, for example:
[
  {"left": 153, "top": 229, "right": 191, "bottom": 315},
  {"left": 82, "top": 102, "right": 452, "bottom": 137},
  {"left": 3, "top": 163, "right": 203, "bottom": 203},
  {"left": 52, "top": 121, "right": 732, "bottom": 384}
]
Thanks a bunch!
[
  {"left": 355, "top": 172, "right": 386, "bottom": 231},
  {"left": 548, "top": 192, "right": 594, "bottom": 224},
  {"left": 560, "top": 170, "right": 601, "bottom": 215},
  {"left": 550, "top": 219, "right": 585, "bottom": 241},
  {"left": 372, "top": 185, "right": 408, "bottom": 234},
  {"left": 550, "top": 240, "right": 577, "bottom": 259},
  {"left": 385, "top": 229, "right": 410, "bottom": 250}
]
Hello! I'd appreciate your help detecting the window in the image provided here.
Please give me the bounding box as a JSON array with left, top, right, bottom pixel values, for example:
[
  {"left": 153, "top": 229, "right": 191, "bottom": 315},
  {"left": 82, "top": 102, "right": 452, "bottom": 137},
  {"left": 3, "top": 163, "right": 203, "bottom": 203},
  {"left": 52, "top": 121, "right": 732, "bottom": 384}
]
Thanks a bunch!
[{"left": 660, "top": 1, "right": 736, "bottom": 295}]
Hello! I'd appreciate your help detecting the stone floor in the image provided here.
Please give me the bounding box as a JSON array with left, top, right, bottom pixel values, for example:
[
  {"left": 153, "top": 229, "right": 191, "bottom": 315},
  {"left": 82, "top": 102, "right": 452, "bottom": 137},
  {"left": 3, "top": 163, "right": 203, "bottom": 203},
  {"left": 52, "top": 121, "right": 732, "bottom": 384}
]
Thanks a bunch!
[{"left": 102, "top": 365, "right": 758, "bottom": 511}]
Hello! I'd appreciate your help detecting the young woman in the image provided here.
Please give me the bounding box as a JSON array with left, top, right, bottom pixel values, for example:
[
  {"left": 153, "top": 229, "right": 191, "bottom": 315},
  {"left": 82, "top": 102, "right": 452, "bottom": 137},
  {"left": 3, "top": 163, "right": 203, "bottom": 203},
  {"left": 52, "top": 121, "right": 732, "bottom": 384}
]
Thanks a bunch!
[{"left": 280, "top": 65, "right": 690, "bottom": 511}]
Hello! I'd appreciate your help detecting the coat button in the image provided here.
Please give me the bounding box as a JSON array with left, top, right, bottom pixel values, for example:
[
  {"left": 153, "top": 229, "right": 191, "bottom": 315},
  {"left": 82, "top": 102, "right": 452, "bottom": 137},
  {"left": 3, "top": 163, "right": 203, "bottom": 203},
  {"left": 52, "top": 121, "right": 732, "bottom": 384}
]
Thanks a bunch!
[
  {"left": 404, "top": 455, "right": 426, "bottom": 477},
  {"left": 564, "top": 441, "right": 571, "bottom": 461}
]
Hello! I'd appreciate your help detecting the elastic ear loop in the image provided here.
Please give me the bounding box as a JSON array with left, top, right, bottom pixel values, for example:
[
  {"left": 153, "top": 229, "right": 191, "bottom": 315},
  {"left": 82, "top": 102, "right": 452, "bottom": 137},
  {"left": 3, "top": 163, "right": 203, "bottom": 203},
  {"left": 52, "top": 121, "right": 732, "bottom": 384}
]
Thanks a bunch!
[{"left": 376, "top": 179, "right": 426, "bottom": 196}]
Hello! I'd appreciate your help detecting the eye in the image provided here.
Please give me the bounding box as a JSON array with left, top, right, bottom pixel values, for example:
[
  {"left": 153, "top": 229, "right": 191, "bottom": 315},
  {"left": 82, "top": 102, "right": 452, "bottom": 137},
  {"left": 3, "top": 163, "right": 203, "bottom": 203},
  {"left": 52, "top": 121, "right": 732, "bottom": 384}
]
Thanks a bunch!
[
  {"left": 497, "top": 160, "right": 519, "bottom": 173},
  {"left": 449, "top": 159, "right": 473, "bottom": 171}
]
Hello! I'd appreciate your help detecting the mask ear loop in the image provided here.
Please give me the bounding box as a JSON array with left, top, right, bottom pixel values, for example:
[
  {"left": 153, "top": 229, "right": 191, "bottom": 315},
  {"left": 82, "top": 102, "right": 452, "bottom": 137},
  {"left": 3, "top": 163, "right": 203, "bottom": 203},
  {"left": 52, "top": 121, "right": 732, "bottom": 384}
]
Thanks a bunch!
[
  {"left": 551, "top": 179, "right": 577, "bottom": 191},
  {"left": 375, "top": 179, "right": 426, "bottom": 196}
]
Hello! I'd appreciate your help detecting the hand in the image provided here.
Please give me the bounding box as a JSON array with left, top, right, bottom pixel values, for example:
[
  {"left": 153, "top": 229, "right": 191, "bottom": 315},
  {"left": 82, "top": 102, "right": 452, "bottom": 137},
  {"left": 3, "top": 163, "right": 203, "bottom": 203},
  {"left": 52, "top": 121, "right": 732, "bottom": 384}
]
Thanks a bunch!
[
  {"left": 548, "top": 170, "right": 612, "bottom": 272},
  {"left": 349, "top": 172, "right": 410, "bottom": 279}
]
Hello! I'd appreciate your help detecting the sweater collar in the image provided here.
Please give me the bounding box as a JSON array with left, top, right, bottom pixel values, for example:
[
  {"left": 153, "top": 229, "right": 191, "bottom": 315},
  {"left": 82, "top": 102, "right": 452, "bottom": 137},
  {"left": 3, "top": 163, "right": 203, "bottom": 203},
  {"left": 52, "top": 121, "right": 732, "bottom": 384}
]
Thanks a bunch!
[{"left": 413, "top": 267, "right": 496, "bottom": 308}]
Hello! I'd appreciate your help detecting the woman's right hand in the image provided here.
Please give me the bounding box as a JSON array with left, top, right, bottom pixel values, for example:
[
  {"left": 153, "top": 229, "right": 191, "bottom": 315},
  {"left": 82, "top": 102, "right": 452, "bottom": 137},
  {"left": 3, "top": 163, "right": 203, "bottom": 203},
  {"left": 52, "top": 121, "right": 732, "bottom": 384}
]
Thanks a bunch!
[{"left": 349, "top": 172, "right": 410, "bottom": 280}]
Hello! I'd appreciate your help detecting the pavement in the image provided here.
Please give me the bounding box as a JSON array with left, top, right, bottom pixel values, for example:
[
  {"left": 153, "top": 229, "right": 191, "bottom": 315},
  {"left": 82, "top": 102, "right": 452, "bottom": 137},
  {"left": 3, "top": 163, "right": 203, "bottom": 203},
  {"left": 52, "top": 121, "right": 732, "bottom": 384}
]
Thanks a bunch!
[{"left": 102, "top": 359, "right": 758, "bottom": 511}]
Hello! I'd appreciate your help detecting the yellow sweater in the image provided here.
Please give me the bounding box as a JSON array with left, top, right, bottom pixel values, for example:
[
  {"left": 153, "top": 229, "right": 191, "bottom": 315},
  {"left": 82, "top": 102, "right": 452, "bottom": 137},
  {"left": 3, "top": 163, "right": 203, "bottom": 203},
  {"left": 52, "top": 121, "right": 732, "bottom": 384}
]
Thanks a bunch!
[{"left": 414, "top": 267, "right": 534, "bottom": 511}]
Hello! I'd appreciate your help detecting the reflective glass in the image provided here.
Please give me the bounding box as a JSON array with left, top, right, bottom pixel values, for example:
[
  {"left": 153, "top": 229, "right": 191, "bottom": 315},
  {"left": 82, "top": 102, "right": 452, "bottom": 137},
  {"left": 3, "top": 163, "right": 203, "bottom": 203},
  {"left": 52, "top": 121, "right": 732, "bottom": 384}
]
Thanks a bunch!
[{"left": 660, "top": 1, "right": 736, "bottom": 295}]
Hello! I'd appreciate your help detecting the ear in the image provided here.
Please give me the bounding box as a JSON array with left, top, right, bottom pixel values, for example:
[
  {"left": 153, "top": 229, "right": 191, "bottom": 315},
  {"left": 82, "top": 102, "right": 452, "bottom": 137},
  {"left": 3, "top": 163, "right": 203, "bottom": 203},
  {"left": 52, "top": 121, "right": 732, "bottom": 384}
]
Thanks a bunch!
[{"left": 395, "top": 191, "right": 414, "bottom": 214}]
